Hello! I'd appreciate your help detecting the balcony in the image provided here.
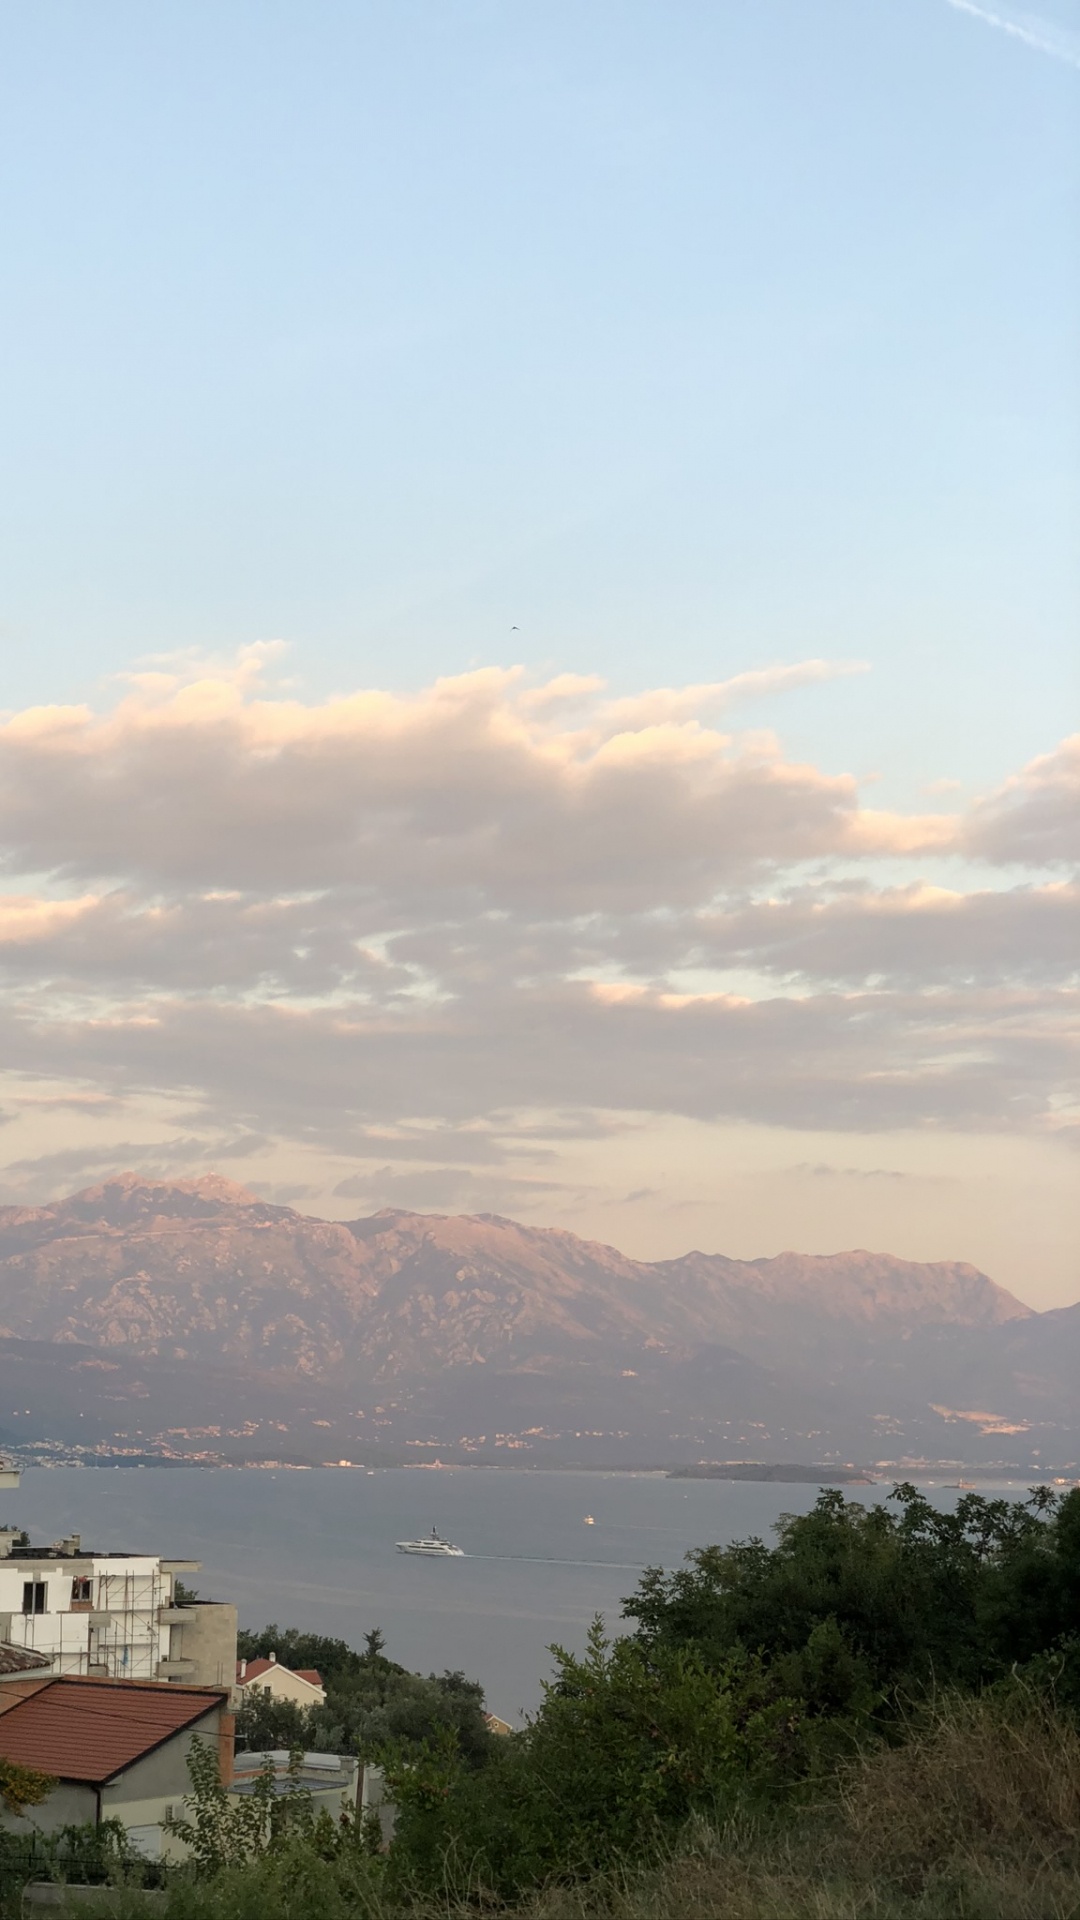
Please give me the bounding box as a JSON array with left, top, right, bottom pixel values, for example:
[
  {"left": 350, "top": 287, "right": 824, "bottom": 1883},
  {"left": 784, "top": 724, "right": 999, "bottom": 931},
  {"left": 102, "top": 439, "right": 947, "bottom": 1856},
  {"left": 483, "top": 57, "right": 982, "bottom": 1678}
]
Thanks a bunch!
[{"left": 156, "top": 1657, "right": 196, "bottom": 1678}]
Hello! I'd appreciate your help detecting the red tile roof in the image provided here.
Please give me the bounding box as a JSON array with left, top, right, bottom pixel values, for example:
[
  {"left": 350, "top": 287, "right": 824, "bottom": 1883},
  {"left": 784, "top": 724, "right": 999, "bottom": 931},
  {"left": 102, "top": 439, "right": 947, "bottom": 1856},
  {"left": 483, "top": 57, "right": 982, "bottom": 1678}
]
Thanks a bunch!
[
  {"left": 0, "top": 1677, "right": 226, "bottom": 1784},
  {"left": 237, "top": 1658, "right": 323, "bottom": 1688},
  {"left": 0, "top": 1643, "right": 51, "bottom": 1675}
]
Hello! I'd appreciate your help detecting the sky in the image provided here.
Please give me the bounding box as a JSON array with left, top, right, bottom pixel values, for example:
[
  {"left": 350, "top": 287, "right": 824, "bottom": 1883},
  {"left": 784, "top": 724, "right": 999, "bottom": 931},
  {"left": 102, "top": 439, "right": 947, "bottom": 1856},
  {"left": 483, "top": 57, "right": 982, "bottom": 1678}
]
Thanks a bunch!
[{"left": 0, "top": 0, "right": 1076, "bottom": 1307}]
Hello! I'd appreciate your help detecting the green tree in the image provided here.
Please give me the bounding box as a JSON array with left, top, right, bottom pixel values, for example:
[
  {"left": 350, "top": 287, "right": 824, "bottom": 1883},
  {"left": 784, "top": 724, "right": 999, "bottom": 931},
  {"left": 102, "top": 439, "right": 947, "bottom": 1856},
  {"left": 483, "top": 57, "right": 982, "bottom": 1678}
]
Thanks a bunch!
[
  {"left": 625, "top": 1484, "right": 1080, "bottom": 1720},
  {"left": 236, "top": 1626, "right": 377, "bottom": 1686},
  {"left": 234, "top": 1626, "right": 493, "bottom": 1765},
  {"left": 382, "top": 1620, "right": 805, "bottom": 1900},
  {"left": 235, "top": 1691, "right": 314, "bottom": 1754}
]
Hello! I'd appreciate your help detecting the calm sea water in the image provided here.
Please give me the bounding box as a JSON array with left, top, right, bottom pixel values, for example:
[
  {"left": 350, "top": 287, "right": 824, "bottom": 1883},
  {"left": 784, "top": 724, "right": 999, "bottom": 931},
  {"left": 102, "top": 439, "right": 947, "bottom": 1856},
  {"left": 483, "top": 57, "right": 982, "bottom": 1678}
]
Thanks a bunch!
[{"left": 11, "top": 1468, "right": 1027, "bottom": 1722}]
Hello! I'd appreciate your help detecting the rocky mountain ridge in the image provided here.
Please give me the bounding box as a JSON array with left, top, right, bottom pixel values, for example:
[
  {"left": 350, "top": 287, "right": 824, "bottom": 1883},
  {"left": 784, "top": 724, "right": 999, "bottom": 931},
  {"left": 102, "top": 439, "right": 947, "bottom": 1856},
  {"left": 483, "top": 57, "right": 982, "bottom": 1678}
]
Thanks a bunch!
[
  {"left": 0, "top": 1174, "right": 1069, "bottom": 1471},
  {"left": 0, "top": 1173, "right": 1027, "bottom": 1378}
]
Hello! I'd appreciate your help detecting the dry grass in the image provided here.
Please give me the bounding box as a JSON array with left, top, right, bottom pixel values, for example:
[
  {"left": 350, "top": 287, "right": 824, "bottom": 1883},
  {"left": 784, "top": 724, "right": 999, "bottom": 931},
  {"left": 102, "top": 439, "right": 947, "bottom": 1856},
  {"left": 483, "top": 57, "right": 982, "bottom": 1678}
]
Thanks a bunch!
[
  {"left": 839, "top": 1686, "right": 1080, "bottom": 1884},
  {"left": 526, "top": 1690, "right": 1080, "bottom": 1920}
]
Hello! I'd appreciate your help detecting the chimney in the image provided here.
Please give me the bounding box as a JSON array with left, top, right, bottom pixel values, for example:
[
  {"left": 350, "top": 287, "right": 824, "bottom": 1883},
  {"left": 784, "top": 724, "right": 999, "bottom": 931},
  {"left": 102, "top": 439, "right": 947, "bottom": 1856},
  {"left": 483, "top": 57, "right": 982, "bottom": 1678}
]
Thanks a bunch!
[
  {"left": 269, "top": 1651, "right": 276, "bottom": 1664},
  {"left": 239, "top": 1658, "right": 247, "bottom": 1680},
  {"left": 218, "top": 1711, "right": 235, "bottom": 1789}
]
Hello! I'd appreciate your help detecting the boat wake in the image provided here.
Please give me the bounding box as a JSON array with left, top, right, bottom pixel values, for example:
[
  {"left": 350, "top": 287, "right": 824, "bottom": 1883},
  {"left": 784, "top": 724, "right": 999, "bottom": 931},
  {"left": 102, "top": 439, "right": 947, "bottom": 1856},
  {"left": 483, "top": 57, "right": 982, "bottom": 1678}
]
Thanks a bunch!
[{"left": 463, "top": 1552, "right": 648, "bottom": 1570}]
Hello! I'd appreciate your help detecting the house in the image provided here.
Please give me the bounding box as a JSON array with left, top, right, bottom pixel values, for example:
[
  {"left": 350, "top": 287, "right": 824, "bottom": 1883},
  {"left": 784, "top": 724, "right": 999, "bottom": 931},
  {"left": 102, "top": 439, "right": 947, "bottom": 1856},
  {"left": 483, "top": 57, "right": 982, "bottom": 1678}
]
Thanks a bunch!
[
  {"left": 0, "top": 1674, "right": 233, "bottom": 1860},
  {"left": 484, "top": 1711, "right": 513, "bottom": 1736},
  {"left": 0, "top": 1530, "right": 237, "bottom": 1687},
  {"left": 232, "top": 1747, "right": 358, "bottom": 1818},
  {"left": 235, "top": 1652, "right": 326, "bottom": 1707},
  {"left": 0, "top": 1643, "right": 51, "bottom": 1679}
]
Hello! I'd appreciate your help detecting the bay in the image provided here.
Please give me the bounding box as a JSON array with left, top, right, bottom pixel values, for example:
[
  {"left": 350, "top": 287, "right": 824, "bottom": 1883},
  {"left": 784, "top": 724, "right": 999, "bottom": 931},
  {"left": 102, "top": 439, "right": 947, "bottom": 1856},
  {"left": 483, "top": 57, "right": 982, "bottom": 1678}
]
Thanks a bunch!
[{"left": 9, "top": 1468, "right": 1026, "bottom": 1721}]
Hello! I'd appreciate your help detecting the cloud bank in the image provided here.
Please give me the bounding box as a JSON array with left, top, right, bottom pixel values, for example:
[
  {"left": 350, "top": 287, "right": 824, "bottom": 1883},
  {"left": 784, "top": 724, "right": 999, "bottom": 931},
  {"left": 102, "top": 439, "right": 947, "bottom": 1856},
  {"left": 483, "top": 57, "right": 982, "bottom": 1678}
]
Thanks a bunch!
[{"left": 0, "top": 655, "right": 1075, "bottom": 1212}]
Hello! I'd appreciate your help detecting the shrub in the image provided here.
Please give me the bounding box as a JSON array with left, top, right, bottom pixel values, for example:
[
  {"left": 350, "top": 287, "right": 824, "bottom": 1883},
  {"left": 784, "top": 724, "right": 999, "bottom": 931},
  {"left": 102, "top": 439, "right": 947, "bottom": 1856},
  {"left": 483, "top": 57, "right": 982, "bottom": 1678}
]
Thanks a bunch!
[{"left": 381, "top": 1620, "right": 807, "bottom": 1900}]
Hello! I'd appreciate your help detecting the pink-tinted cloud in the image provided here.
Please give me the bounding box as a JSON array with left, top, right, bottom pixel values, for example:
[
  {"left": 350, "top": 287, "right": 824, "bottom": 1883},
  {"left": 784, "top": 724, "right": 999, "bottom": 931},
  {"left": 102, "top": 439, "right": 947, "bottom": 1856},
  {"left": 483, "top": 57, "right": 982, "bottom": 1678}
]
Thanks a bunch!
[
  {"left": 0, "top": 657, "right": 952, "bottom": 906},
  {"left": 965, "top": 736, "right": 1080, "bottom": 867},
  {"left": 0, "top": 656, "right": 1072, "bottom": 1197}
]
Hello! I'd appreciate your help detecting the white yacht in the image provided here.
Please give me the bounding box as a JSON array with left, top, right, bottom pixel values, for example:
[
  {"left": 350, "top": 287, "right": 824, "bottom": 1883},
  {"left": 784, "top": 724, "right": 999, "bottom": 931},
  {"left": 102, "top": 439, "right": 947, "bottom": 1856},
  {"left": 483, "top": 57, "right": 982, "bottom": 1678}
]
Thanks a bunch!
[{"left": 396, "top": 1526, "right": 465, "bottom": 1557}]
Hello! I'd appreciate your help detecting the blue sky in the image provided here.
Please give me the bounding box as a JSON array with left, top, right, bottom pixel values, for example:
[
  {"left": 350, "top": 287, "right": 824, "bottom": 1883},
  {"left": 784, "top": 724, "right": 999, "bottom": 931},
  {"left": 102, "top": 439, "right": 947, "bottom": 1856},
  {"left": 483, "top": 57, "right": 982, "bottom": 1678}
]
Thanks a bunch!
[
  {"left": 1, "top": 0, "right": 1076, "bottom": 797},
  {"left": 0, "top": 1, "right": 1076, "bottom": 1302}
]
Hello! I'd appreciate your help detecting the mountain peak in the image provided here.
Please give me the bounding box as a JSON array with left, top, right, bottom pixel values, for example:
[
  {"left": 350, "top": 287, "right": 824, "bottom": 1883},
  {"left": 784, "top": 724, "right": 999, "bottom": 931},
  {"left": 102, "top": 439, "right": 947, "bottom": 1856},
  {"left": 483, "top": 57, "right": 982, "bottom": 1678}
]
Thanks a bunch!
[
  {"left": 100, "top": 1170, "right": 262, "bottom": 1203},
  {"left": 16, "top": 1170, "right": 272, "bottom": 1231}
]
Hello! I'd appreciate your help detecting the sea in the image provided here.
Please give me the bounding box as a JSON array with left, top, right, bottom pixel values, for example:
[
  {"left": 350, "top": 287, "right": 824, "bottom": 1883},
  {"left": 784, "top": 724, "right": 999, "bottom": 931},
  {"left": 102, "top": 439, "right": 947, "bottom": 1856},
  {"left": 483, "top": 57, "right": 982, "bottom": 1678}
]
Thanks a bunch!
[{"left": 11, "top": 1468, "right": 1032, "bottom": 1723}]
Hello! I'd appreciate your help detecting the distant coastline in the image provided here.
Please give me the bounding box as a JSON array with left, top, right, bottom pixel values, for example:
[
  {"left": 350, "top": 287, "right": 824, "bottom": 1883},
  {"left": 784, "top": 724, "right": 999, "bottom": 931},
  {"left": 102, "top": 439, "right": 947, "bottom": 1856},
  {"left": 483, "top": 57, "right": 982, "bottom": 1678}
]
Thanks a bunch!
[
  {"left": 12, "top": 1450, "right": 1074, "bottom": 1484},
  {"left": 668, "top": 1464, "right": 876, "bottom": 1485}
]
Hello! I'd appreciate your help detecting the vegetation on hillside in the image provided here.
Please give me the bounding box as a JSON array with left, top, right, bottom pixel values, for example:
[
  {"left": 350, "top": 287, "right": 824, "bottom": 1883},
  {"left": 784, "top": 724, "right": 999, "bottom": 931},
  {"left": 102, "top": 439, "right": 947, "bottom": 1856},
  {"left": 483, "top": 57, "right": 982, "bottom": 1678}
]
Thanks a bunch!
[{"left": 13, "top": 1486, "right": 1080, "bottom": 1919}]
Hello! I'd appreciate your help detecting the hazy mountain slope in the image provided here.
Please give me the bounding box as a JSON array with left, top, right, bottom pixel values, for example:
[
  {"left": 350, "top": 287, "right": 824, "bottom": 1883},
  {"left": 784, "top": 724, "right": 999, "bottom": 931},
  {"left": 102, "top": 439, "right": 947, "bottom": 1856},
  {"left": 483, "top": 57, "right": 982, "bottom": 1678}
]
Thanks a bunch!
[
  {"left": 0, "top": 1175, "right": 1028, "bottom": 1384},
  {"left": 0, "top": 1175, "right": 1068, "bottom": 1470},
  {"left": 0, "top": 1175, "right": 377, "bottom": 1373}
]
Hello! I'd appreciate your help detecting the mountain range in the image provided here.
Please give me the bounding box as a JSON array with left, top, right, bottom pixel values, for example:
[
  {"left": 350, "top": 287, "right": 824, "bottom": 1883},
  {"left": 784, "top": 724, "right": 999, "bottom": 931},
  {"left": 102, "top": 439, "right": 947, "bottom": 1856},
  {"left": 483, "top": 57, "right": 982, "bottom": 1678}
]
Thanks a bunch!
[{"left": 0, "top": 1174, "right": 1074, "bottom": 1471}]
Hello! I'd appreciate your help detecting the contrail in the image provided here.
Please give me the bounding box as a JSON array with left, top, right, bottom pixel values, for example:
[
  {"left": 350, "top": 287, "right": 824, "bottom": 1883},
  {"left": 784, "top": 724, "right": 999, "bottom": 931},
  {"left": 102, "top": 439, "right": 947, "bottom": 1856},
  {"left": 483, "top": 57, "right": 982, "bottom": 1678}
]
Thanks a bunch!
[{"left": 943, "top": 0, "right": 1080, "bottom": 68}]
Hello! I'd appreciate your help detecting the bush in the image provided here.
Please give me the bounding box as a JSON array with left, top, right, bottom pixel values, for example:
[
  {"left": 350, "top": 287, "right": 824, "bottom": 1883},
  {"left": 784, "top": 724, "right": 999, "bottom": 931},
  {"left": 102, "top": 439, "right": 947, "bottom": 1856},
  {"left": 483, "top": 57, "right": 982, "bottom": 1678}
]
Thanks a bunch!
[
  {"left": 626, "top": 1483, "right": 1080, "bottom": 1725},
  {"left": 380, "top": 1621, "right": 807, "bottom": 1900}
]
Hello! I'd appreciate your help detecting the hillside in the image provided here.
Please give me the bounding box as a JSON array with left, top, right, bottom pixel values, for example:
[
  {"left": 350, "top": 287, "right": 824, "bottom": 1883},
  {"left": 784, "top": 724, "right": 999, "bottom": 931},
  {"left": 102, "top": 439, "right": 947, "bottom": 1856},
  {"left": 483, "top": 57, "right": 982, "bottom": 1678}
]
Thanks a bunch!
[{"left": 0, "top": 1174, "right": 1069, "bottom": 1471}]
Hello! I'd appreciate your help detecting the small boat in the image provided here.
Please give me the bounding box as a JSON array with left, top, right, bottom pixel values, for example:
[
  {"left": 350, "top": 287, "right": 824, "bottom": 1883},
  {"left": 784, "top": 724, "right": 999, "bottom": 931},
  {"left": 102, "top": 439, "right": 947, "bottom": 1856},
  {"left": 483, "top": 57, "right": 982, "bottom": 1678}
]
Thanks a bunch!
[
  {"left": 583, "top": 1515, "right": 595, "bottom": 1525},
  {"left": 396, "top": 1526, "right": 465, "bottom": 1557}
]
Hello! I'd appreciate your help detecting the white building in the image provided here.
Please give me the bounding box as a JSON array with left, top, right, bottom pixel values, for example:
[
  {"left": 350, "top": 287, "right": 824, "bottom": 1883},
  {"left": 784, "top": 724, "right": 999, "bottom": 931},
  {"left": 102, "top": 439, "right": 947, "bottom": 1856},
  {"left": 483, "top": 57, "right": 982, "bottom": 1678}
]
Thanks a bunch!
[{"left": 0, "top": 1528, "right": 236, "bottom": 1687}]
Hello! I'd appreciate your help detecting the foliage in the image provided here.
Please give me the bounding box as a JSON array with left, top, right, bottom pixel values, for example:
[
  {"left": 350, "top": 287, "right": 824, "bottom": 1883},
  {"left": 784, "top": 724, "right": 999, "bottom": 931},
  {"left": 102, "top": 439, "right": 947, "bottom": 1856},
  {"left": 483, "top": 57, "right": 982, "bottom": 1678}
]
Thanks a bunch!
[
  {"left": 0, "top": 1755, "right": 55, "bottom": 1815},
  {"left": 518, "top": 1689, "right": 1080, "bottom": 1918},
  {"left": 166, "top": 1735, "right": 381, "bottom": 1880},
  {"left": 173, "top": 1579, "right": 200, "bottom": 1605},
  {"left": 379, "top": 1620, "right": 807, "bottom": 1900},
  {"left": 234, "top": 1691, "right": 312, "bottom": 1754},
  {"left": 235, "top": 1625, "right": 380, "bottom": 1685},
  {"left": 61, "top": 1692, "right": 1080, "bottom": 1920},
  {"left": 625, "top": 1483, "right": 1080, "bottom": 1723},
  {"left": 835, "top": 1681, "right": 1080, "bottom": 1889},
  {"left": 133, "top": 1487, "right": 1080, "bottom": 1916},
  {"left": 235, "top": 1626, "right": 493, "bottom": 1766},
  {"left": 165, "top": 1738, "right": 282, "bottom": 1875}
]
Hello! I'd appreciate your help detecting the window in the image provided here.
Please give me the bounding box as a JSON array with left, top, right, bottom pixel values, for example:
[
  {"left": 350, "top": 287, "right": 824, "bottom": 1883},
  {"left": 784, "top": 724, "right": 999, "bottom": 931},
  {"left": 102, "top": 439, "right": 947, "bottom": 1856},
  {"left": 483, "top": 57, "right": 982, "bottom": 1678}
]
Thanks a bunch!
[
  {"left": 22, "top": 1581, "right": 46, "bottom": 1615},
  {"left": 71, "top": 1576, "right": 93, "bottom": 1604}
]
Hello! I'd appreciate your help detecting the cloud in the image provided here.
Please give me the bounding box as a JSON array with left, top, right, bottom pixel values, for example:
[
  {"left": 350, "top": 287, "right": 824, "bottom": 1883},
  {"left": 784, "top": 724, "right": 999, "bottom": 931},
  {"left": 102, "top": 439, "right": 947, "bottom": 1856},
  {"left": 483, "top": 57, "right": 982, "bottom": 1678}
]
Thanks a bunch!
[
  {"left": 942, "top": 0, "right": 1080, "bottom": 68},
  {"left": 0, "top": 656, "right": 949, "bottom": 910},
  {"left": 688, "top": 882, "right": 1080, "bottom": 987},
  {"left": 0, "top": 973, "right": 1072, "bottom": 1147},
  {"left": 0, "top": 653, "right": 1072, "bottom": 1196},
  {"left": 964, "top": 736, "right": 1080, "bottom": 866},
  {"left": 0, "top": 1137, "right": 214, "bottom": 1192},
  {"left": 331, "top": 1164, "right": 569, "bottom": 1215},
  {"left": 604, "top": 659, "right": 869, "bottom": 729}
]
